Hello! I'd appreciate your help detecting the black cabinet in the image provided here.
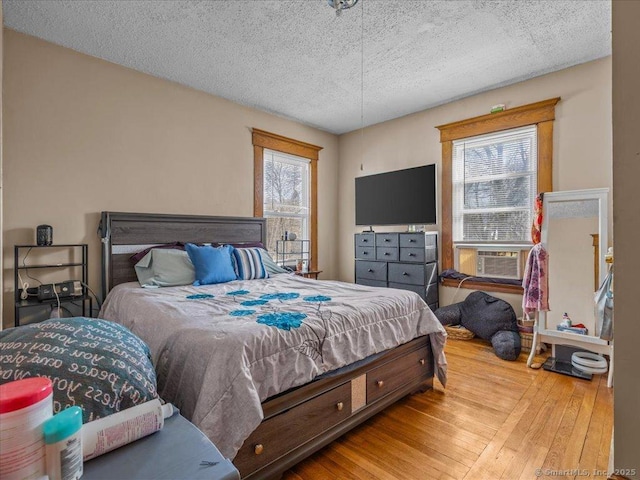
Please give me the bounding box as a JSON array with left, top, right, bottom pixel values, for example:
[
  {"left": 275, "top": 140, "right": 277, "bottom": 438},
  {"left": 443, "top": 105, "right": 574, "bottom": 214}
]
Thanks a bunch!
[
  {"left": 354, "top": 232, "right": 439, "bottom": 311},
  {"left": 14, "top": 244, "right": 91, "bottom": 327}
]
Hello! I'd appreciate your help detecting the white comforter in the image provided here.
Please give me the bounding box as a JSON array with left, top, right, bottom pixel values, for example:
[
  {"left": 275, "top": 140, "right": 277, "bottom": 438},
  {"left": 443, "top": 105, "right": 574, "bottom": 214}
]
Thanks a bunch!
[{"left": 100, "top": 274, "right": 447, "bottom": 459}]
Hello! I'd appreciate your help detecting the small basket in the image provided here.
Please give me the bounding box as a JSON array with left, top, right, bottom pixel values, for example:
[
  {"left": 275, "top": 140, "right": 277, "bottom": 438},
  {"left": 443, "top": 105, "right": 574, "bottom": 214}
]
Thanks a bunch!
[
  {"left": 520, "top": 332, "right": 534, "bottom": 352},
  {"left": 520, "top": 331, "right": 546, "bottom": 354},
  {"left": 444, "top": 325, "right": 475, "bottom": 340},
  {"left": 518, "top": 316, "right": 535, "bottom": 332}
]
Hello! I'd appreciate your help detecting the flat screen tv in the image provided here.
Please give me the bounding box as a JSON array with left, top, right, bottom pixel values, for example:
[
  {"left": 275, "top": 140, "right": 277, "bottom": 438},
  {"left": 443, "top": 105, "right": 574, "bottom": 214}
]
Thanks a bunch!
[{"left": 355, "top": 164, "right": 437, "bottom": 227}]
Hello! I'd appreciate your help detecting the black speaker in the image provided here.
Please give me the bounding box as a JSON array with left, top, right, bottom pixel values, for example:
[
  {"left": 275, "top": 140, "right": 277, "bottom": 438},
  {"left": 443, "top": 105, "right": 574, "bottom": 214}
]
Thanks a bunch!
[{"left": 36, "top": 225, "right": 53, "bottom": 246}]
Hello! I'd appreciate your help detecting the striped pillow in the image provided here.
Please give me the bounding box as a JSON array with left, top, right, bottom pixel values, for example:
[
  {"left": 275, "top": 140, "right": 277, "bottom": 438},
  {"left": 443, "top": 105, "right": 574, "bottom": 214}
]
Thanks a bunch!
[{"left": 233, "top": 247, "right": 269, "bottom": 280}]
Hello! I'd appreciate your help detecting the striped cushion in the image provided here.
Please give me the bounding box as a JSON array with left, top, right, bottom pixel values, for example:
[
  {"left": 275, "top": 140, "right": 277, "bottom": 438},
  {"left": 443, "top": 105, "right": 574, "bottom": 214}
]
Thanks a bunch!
[{"left": 233, "top": 247, "right": 269, "bottom": 280}]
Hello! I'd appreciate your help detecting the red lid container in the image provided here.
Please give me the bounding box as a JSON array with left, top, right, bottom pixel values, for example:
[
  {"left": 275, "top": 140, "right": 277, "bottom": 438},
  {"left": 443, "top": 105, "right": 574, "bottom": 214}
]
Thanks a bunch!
[{"left": 0, "top": 378, "right": 53, "bottom": 414}]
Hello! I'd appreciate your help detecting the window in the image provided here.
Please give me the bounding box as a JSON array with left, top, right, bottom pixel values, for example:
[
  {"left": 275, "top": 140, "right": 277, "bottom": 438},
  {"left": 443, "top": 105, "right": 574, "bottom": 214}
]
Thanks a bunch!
[
  {"left": 252, "top": 129, "right": 322, "bottom": 271},
  {"left": 452, "top": 126, "right": 537, "bottom": 244},
  {"left": 262, "top": 149, "right": 310, "bottom": 256},
  {"left": 437, "top": 98, "right": 558, "bottom": 294}
]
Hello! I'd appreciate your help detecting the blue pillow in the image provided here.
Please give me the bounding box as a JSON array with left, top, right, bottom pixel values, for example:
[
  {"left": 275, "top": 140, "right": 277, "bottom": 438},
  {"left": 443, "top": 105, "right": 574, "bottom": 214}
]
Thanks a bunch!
[
  {"left": 233, "top": 247, "right": 269, "bottom": 280},
  {"left": 185, "top": 243, "right": 237, "bottom": 285}
]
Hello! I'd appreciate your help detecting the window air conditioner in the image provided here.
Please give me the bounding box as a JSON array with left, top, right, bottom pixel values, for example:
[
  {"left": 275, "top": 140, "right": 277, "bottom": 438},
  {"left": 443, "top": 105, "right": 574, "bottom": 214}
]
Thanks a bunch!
[{"left": 476, "top": 250, "right": 521, "bottom": 279}]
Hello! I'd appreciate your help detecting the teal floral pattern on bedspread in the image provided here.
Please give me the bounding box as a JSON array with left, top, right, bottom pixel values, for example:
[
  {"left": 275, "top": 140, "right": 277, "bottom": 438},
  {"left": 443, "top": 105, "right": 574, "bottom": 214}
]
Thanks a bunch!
[
  {"left": 226, "top": 290, "right": 249, "bottom": 296},
  {"left": 260, "top": 292, "right": 300, "bottom": 301},
  {"left": 229, "top": 309, "right": 256, "bottom": 316},
  {"left": 184, "top": 289, "right": 334, "bottom": 361},
  {"left": 256, "top": 312, "right": 307, "bottom": 331}
]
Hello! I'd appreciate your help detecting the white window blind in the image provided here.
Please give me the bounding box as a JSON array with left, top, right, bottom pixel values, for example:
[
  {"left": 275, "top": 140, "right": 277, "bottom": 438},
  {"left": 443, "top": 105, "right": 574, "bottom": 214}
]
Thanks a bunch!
[
  {"left": 452, "top": 125, "right": 537, "bottom": 243},
  {"left": 263, "top": 149, "right": 310, "bottom": 254}
]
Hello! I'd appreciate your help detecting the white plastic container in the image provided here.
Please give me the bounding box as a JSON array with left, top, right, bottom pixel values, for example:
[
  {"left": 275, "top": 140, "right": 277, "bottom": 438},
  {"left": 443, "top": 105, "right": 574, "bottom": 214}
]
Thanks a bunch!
[
  {"left": 0, "top": 377, "right": 53, "bottom": 480},
  {"left": 82, "top": 399, "right": 174, "bottom": 461},
  {"left": 43, "top": 406, "right": 83, "bottom": 480}
]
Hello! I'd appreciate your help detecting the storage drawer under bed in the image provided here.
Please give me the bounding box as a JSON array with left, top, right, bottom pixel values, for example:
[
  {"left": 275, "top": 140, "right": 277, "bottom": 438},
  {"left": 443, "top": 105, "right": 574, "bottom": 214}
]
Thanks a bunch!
[
  {"left": 366, "top": 345, "right": 432, "bottom": 404},
  {"left": 233, "top": 336, "right": 434, "bottom": 479},
  {"left": 234, "top": 382, "right": 351, "bottom": 476}
]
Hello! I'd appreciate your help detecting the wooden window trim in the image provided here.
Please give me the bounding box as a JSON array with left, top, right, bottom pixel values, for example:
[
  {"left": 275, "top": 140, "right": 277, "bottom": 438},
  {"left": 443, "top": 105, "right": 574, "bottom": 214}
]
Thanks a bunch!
[
  {"left": 440, "top": 277, "right": 524, "bottom": 295},
  {"left": 252, "top": 128, "right": 322, "bottom": 271},
  {"left": 435, "top": 97, "right": 560, "bottom": 295}
]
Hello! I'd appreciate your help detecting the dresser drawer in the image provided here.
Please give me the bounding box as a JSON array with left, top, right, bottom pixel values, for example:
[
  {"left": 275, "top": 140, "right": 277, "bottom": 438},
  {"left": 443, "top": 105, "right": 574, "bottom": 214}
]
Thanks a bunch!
[
  {"left": 425, "top": 262, "right": 438, "bottom": 284},
  {"left": 367, "top": 346, "right": 431, "bottom": 404},
  {"left": 356, "top": 278, "right": 387, "bottom": 288},
  {"left": 388, "top": 263, "right": 425, "bottom": 286},
  {"left": 235, "top": 383, "right": 351, "bottom": 475},
  {"left": 355, "top": 233, "right": 375, "bottom": 248},
  {"left": 426, "top": 282, "right": 438, "bottom": 305},
  {"left": 424, "top": 233, "right": 437, "bottom": 247},
  {"left": 375, "top": 233, "right": 399, "bottom": 247},
  {"left": 399, "top": 247, "right": 424, "bottom": 263},
  {"left": 355, "top": 246, "right": 375, "bottom": 259},
  {"left": 376, "top": 247, "right": 399, "bottom": 261},
  {"left": 399, "top": 233, "right": 424, "bottom": 248},
  {"left": 355, "top": 261, "right": 387, "bottom": 282},
  {"left": 389, "top": 282, "right": 425, "bottom": 301}
]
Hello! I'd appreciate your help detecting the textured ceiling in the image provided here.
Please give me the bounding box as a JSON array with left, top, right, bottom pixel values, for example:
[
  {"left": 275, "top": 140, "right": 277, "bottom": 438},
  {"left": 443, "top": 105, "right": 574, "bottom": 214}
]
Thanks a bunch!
[{"left": 3, "top": 0, "right": 611, "bottom": 134}]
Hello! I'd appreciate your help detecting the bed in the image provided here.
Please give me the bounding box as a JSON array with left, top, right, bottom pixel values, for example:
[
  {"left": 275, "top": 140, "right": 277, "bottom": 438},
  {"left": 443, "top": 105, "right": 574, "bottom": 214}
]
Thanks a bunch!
[{"left": 98, "top": 211, "right": 447, "bottom": 479}]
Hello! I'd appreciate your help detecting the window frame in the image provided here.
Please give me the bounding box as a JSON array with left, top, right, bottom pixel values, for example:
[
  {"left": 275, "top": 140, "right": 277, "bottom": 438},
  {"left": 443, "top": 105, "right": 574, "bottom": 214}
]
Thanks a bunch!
[
  {"left": 252, "top": 128, "right": 322, "bottom": 272},
  {"left": 436, "top": 97, "right": 559, "bottom": 294}
]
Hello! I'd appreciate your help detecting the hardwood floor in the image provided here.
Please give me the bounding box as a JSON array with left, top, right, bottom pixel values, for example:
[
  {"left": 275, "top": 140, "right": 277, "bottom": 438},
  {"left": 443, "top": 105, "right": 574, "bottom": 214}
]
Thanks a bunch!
[{"left": 283, "top": 338, "right": 614, "bottom": 480}]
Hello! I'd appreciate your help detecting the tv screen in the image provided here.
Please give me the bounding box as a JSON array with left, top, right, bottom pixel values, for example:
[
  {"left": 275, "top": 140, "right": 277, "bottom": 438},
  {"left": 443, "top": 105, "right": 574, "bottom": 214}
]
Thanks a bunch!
[{"left": 355, "top": 164, "right": 437, "bottom": 226}]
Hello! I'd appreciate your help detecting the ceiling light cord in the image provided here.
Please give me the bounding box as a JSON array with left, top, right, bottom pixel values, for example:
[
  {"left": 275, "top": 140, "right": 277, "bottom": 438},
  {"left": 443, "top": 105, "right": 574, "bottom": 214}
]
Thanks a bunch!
[{"left": 360, "top": 0, "right": 364, "bottom": 168}]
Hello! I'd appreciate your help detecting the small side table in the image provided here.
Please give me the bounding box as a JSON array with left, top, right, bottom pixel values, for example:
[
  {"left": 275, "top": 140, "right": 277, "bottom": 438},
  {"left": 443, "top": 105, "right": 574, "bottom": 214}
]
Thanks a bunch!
[
  {"left": 83, "top": 411, "right": 239, "bottom": 480},
  {"left": 295, "top": 270, "right": 322, "bottom": 280}
]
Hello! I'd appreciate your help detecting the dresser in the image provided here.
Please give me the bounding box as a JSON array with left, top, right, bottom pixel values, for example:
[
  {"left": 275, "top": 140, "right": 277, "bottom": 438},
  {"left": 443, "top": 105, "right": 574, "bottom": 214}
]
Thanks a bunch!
[{"left": 354, "top": 232, "right": 439, "bottom": 311}]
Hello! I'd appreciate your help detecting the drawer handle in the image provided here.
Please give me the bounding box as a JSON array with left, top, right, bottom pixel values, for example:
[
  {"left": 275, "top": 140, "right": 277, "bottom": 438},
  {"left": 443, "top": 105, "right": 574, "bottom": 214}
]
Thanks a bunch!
[
  {"left": 368, "top": 268, "right": 374, "bottom": 273},
  {"left": 408, "top": 253, "right": 416, "bottom": 257},
  {"left": 419, "top": 358, "right": 425, "bottom": 366},
  {"left": 402, "top": 272, "right": 409, "bottom": 276},
  {"left": 409, "top": 239, "right": 416, "bottom": 243},
  {"left": 363, "top": 239, "right": 368, "bottom": 242},
  {"left": 336, "top": 402, "right": 344, "bottom": 411},
  {"left": 362, "top": 251, "right": 368, "bottom": 255},
  {"left": 384, "top": 239, "right": 390, "bottom": 242},
  {"left": 254, "top": 444, "right": 264, "bottom": 455},
  {"left": 384, "top": 252, "right": 390, "bottom": 256},
  {"left": 376, "top": 380, "right": 384, "bottom": 388}
]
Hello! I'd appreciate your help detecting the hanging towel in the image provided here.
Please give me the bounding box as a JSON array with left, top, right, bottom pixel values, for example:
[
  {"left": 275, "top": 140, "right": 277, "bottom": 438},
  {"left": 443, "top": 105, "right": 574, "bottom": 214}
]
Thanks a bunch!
[
  {"left": 522, "top": 243, "right": 549, "bottom": 315},
  {"left": 531, "top": 193, "right": 544, "bottom": 245}
]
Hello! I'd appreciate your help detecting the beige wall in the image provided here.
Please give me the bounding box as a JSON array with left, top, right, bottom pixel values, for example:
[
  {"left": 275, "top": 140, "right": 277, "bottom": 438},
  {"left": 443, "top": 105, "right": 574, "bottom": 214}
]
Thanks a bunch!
[
  {"left": 337, "top": 57, "right": 612, "bottom": 316},
  {"left": 612, "top": 1, "right": 640, "bottom": 476},
  {"left": 2, "top": 30, "right": 340, "bottom": 327}
]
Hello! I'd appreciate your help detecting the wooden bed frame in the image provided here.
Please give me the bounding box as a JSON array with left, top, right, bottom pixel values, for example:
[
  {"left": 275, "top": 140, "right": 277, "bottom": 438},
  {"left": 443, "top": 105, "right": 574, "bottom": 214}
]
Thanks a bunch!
[{"left": 99, "top": 211, "right": 435, "bottom": 480}]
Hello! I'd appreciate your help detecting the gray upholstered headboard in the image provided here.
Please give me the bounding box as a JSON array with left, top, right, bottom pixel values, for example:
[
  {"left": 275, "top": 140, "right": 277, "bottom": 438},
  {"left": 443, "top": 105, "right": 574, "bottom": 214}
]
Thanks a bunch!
[{"left": 98, "top": 212, "right": 267, "bottom": 299}]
